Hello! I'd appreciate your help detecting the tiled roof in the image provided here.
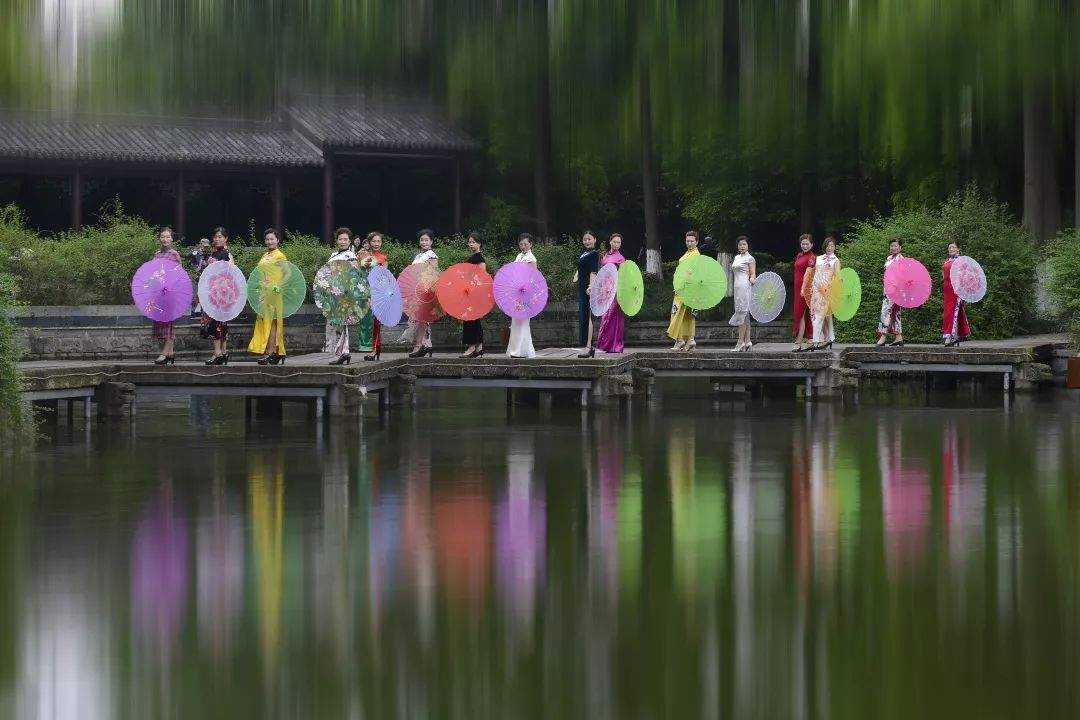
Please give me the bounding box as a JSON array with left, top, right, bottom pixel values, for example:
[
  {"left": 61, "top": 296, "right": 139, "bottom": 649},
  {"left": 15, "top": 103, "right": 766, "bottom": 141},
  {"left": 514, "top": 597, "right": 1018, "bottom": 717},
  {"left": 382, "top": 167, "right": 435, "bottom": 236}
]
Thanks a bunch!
[
  {"left": 287, "top": 103, "right": 477, "bottom": 153},
  {"left": 0, "top": 115, "right": 324, "bottom": 168}
]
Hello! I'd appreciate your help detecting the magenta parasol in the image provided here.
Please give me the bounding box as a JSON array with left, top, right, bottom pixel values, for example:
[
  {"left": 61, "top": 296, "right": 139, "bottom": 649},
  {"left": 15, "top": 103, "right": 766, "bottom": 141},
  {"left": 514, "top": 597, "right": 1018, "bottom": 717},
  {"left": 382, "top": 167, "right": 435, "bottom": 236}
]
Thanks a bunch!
[
  {"left": 590, "top": 263, "right": 619, "bottom": 317},
  {"left": 884, "top": 257, "right": 932, "bottom": 309},
  {"left": 131, "top": 258, "right": 194, "bottom": 322},
  {"left": 493, "top": 261, "right": 549, "bottom": 320},
  {"left": 950, "top": 255, "right": 987, "bottom": 303}
]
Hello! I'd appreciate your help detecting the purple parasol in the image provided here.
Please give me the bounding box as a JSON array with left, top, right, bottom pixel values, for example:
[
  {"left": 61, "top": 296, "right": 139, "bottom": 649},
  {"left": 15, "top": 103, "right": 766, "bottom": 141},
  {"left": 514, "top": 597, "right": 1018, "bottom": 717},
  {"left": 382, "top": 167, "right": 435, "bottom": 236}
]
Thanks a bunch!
[
  {"left": 132, "top": 258, "right": 193, "bottom": 322},
  {"left": 368, "top": 264, "right": 404, "bottom": 327},
  {"left": 493, "top": 261, "right": 549, "bottom": 320}
]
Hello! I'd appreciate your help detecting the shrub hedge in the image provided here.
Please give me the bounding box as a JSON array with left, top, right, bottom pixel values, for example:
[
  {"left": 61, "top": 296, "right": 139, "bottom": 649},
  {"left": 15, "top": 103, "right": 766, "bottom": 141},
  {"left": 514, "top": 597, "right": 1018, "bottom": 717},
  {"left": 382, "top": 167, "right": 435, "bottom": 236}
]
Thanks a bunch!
[
  {"left": 0, "top": 272, "right": 25, "bottom": 437},
  {"left": 835, "top": 188, "right": 1037, "bottom": 343},
  {"left": 1047, "top": 229, "right": 1080, "bottom": 348}
]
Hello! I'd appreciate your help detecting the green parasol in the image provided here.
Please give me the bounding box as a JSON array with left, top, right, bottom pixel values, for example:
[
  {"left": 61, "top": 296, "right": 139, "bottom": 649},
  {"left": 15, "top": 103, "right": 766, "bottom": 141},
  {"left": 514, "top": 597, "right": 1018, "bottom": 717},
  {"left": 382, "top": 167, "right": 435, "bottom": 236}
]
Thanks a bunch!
[
  {"left": 673, "top": 254, "right": 727, "bottom": 310},
  {"left": 313, "top": 260, "right": 370, "bottom": 326},
  {"left": 829, "top": 267, "right": 862, "bottom": 321},
  {"left": 247, "top": 260, "right": 307, "bottom": 320},
  {"left": 616, "top": 260, "right": 645, "bottom": 317}
]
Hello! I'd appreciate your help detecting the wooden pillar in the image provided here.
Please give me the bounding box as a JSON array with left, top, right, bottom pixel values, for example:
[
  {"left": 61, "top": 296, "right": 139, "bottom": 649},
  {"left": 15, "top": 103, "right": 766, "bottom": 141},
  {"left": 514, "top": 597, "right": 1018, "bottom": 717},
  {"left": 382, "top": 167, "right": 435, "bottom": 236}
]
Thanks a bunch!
[
  {"left": 272, "top": 173, "right": 284, "bottom": 239},
  {"left": 379, "top": 164, "right": 391, "bottom": 230},
  {"left": 322, "top": 156, "right": 334, "bottom": 243},
  {"left": 452, "top": 157, "right": 462, "bottom": 234},
  {"left": 71, "top": 167, "right": 83, "bottom": 230},
  {"left": 175, "top": 171, "right": 186, "bottom": 242}
]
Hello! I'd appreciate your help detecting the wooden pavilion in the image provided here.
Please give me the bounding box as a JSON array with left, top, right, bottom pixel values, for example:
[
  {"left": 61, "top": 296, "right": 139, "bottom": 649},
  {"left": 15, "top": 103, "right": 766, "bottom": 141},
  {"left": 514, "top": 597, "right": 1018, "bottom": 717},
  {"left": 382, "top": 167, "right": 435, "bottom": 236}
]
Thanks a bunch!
[{"left": 0, "top": 99, "right": 475, "bottom": 241}]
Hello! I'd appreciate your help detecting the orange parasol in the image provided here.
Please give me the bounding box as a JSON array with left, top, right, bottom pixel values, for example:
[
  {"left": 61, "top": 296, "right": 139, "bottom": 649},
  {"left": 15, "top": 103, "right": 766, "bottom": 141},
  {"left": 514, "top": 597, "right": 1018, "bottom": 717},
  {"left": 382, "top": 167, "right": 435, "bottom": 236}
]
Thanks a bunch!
[
  {"left": 397, "top": 263, "right": 445, "bottom": 323},
  {"left": 435, "top": 262, "right": 495, "bottom": 321}
]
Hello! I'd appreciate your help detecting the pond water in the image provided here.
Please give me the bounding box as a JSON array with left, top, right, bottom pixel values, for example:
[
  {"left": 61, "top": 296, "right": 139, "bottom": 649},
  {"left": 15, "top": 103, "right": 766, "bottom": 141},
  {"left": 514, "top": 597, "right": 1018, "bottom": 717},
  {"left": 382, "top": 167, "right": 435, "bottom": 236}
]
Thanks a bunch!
[{"left": 2, "top": 387, "right": 1079, "bottom": 719}]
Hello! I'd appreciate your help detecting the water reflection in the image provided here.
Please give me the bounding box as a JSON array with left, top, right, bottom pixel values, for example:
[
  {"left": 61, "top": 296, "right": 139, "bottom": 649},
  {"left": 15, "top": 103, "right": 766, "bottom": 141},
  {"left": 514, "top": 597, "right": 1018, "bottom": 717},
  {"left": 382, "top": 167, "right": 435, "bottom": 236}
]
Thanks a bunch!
[{"left": 5, "top": 396, "right": 1080, "bottom": 717}]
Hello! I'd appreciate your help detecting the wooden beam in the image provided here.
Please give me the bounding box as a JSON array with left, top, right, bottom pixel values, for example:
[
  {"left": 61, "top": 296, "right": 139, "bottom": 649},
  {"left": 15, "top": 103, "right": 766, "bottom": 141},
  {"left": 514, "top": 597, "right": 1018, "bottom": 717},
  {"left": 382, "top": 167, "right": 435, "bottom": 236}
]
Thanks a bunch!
[
  {"left": 175, "top": 171, "right": 186, "bottom": 242},
  {"left": 322, "top": 155, "right": 334, "bottom": 243},
  {"left": 273, "top": 173, "right": 284, "bottom": 239},
  {"left": 71, "top": 167, "right": 83, "bottom": 230},
  {"left": 453, "top": 157, "right": 462, "bottom": 234}
]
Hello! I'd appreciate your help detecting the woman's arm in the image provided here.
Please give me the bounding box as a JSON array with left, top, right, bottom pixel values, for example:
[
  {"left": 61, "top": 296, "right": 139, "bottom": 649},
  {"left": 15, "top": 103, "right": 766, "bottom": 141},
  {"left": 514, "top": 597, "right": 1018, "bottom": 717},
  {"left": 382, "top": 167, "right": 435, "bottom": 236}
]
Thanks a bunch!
[
  {"left": 749, "top": 259, "right": 757, "bottom": 283},
  {"left": 586, "top": 271, "right": 596, "bottom": 296}
]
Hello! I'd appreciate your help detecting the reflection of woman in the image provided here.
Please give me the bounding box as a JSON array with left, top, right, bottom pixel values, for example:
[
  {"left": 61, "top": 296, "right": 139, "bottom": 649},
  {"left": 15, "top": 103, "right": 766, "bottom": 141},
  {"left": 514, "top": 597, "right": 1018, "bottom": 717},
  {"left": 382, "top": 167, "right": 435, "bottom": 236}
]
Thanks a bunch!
[
  {"left": 151, "top": 227, "right": 182, "bottom": 365},
  {"left": 324, "top": 227, "right": 358, "bottom": 365},
  {"left": 727, "top": 235, "right": 757, "bottom": 352},
  {"left": 792, "top": 234, "right": 815, "bottom": 352},
  {"left": 941, "top": 241, "right": 971, "bottom": 347},
  {"left": 461, "top": 231, "right": 487, "bottom": 358},
  {"left": 247, "top": 228, "right": 288, "bottom": 364},
  {"left": 249, "top": 454, "right": 284, "bottom": 673},
  {"left": 507, "top": 233, "right": 537, "bottom": 359},
  {"left": 576, "top": 231, "right": 600, "bottom": 358},
  {"left": 596, "top": 233, "right": 627, "bottom": 354},
  {"left": 201, "top": 227, "right": 235, "bottom": 366},
  {"left": 358, "top": 231, "right": 388, "bottom": 361},
  {"left": 406, "top": 229, "right": 439, "bottom": 358},
  {"left": 876, "top": 238, "right": 905, "bottom": 347},
  {"left": 667, "top": 231, "right": 700, "bottom": 351},
  {"left": 807, "top": 236, "right": 839, "bottom": 350}
]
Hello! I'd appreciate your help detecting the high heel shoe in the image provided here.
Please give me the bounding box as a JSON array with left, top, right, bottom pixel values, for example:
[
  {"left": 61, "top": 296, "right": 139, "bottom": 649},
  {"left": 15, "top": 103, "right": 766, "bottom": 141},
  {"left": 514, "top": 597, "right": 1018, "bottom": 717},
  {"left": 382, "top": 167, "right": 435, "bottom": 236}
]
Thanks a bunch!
[
  {"left": 671, "top": 340, "right": 686, "bottom": 352},
  {"left": 269, "top": 353, "right": 285, "bottom": 365},
  {"left": 887, "top": 339, "right": 905, "bottom": 347},
  {"left": 684, "top": 340, "right": 697, "bottom": 352},
  {"left": 823, "top": 341, "right": 834, "bottom": 350},
  {"left": 221, "top": 353, "right": 229, "bottom": 365},
  {"left": 742, "top": 342, "right": 753, "bottom": 352},
  {"left": 329, "top": 354, "right": 351, "bottom": 365},
  {"left": 408, "top": 347, "right": 434, "bottom": 359},
  {"left": 257, "top": 354, "right": 271, "bottom": 365},
  {"left": 364, "top": 351, "right": 381, "bottom": 362},
  {"left": 578, "top": 347, "right": 596, "bottom": 358},
  {"left": 474, "top": 348, "right": 485, "bottom": 358},
  {"left": 154, "top": 355, "right": 175, "bottom": 365},
  {"left": 204, "top": 355, "right": 220, "bottom": 366},
  {"left": 459, "top": 349, "right": 477, "bottom": 359}
]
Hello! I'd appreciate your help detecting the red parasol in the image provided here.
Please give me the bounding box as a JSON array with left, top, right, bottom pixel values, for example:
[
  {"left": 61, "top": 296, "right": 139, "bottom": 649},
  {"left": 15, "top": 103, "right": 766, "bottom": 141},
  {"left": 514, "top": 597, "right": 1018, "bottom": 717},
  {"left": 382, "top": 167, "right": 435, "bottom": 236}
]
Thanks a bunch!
[
  {"left": 435, "top": 262, "right": 495, "bottom": 321},
  {"left": 397, "top": 263, "right": 445, "bottom": 323},
  {"left": 884, "top": 257, "right": 932, "bottom": 309}
]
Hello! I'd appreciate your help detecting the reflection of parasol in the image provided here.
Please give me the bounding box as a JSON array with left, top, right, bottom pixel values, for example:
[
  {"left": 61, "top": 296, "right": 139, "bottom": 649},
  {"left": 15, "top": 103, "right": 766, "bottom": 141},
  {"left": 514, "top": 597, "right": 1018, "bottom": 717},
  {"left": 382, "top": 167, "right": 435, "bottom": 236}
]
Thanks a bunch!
[
  {"left": 247, "top": 260, "right": 306, "bottom": 319},
  {"left": 132, "top": 258, "right": 193, "bottom": 322},
  {"left": 493, "top": 261, "right": 548, "bottom": 320},
  {"left": 397, "top": 263, "right": 444, "bottom": 323},
  {"left": 590, "top": 263, "right": 619, "bottom": 317},
  {"left": 313, "top": 260, "right": 369, "bottom": 326},
  {"left": 749, "top": 271, "right": 787, "bottom": 323},
  {"left": 673, "top": 254, "right": 727, "bottom": 310},
  {"left": 884, "top": 257, "right": 932, "bottom": 308},
  {"left": 197, "top": 261, "right": 247, "bottom": 322},
  {"left": 950, "top": 255, "right": 987, "bottom": 303},
  {"left": 436, "top": 262, "right": 495, "bottom": 321},
  {"left": 830, "top": 267, "right": 862, "bottom": 321},
  {"left": 616, "top": 260, "right": 644, "bottom": 317},
  {"left": 367, "top": 265, "right": 403, "bottom": 326}
]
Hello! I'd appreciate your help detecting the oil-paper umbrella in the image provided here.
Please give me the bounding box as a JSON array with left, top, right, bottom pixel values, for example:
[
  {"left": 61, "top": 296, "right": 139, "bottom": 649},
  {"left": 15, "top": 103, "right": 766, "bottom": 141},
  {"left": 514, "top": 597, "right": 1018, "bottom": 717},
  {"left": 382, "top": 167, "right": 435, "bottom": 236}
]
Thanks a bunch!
[
  {"left": 368, "top": 265, "right": 403, "bottom": 326},
  {"left": 398, "top": 263, "right": 445, "bottom": 323},
  {"left": 616, "top": 260, "right": 645, "bottom": 317},
  {"left": 247, "top": 260, "right": 307, "bottom": 320},
  {"left": 749, "top": 271, "right": 787, "bottom": 323},
  {"left": 884, "top": 257, "right": 932, "bottom": 309},
  {"left": 313, "top": 260, "right": 369, "bottom": 326},
  {"left": 950, "top": 255, "right": 987, "bottom": 303},
  {"left": 673, "top": 254, "right": 727, "bottom": 310},
  {"left": 493, "top": 261, "right": 548, "bottom": 320},
  {"left": 131, "top": 258, "right": 193, "bottom": 322},
  {"left": 436, "top": 262, "right": 495, "bottom": 321},
  {"left": 829, "top": 267, "right": 862, "bottom": 321},
  {"left": 197, "top": 261, "right": 247, "bottom": 322},
  {"left": 590, "top": 263, "right": 620, "bottom": 317}
]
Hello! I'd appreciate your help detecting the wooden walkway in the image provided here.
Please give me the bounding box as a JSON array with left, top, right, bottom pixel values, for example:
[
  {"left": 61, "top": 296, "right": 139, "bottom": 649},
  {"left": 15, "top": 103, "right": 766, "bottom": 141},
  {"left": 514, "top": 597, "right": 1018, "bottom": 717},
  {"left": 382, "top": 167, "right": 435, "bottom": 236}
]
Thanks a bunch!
[{"left": 18, "top": 335, "right": 1067, "bottom": 418}]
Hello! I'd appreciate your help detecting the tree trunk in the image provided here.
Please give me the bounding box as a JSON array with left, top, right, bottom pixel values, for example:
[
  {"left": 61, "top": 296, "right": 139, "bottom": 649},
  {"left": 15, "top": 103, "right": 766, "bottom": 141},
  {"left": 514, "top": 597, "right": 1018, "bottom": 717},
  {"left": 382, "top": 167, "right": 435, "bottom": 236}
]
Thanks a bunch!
[
  {"left": 799, "top": 174, "right": 814, "bottom": 234},
  {"left": 640, "top": 65, "right": 662, "bottom": 278},
  {"left": 533, "top": 0, "right": 553, "bottom": 240},
  {"left": 1075, "top": 82, "right": 1079, "bottom": 227},
  {"left": 1022, "top": 79, "right": 1060, "bottom": 243}
]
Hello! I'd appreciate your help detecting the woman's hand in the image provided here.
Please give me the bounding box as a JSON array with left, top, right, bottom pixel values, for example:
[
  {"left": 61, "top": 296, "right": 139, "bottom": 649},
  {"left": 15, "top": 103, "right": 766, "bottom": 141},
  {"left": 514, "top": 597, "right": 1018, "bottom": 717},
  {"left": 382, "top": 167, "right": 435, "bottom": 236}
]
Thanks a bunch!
[{"left": 586, "top": 285, "right": 592, "bottom": 296}]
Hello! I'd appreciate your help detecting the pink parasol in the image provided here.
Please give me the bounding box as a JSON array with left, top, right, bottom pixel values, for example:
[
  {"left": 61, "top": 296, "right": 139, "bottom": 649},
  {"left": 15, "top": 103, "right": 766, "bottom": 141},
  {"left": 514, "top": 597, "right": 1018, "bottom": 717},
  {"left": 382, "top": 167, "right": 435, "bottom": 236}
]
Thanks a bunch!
[
  {"left": 590, "top": 263, "right": 619, "bottom": 317},
  {"left": 132, "top": 258, "right": 193, "bottom": 322},
  {"left": 884, "top": 257, "right": 932, "bottom": 309},
  {"left": 493, "top": 261, "right": 549, "bottom": 320},
  {"left": 197, "top": 261, "right": 247, "bottom": 322},
  {"left": 397, "top": 263, "right": 445, "bottom": 323},
  {"left": 950, "top": 255, "right": 987, "bottom": 303}
]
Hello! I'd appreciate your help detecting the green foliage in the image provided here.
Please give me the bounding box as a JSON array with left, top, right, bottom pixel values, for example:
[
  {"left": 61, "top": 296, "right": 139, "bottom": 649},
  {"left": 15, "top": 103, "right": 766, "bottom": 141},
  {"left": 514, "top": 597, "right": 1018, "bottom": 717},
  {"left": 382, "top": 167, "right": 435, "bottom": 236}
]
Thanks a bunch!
[
  {"left": 836, "top": 187, "right": 1036, "bottom": 343},
  {"left": 1047, "top": 229, "right": 1080, "bottom": 347},
  {"left": 0, "top": 272, "right": 25, "bottom": 437}
]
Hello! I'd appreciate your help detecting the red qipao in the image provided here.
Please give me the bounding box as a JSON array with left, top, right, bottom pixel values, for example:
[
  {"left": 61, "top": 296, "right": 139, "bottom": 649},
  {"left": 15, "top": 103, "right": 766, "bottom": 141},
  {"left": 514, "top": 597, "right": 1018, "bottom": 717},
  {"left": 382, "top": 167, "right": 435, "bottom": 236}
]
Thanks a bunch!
[
  {"left": 792, "top": 250, "right": 816, "bottom": 337},
  {"left": 941, "top": 256, "right": 971, "bottom": 339}
]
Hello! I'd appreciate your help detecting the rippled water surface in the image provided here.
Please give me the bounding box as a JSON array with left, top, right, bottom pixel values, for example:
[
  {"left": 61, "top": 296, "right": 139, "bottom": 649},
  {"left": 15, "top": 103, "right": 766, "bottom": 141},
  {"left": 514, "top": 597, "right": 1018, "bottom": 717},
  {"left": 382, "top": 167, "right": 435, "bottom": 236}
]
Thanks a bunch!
[{"left": 2, "top": 388, "right": 1079, "bottom": 719}]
